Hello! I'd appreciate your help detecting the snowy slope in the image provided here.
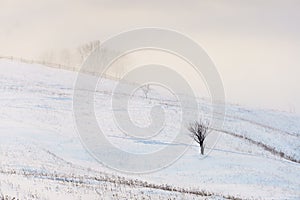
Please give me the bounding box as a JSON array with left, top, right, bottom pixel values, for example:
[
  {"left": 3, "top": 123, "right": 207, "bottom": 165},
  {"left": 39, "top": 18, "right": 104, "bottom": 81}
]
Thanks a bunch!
[{"left": 0, "top": 59, "right": 299, "bottom": 199}]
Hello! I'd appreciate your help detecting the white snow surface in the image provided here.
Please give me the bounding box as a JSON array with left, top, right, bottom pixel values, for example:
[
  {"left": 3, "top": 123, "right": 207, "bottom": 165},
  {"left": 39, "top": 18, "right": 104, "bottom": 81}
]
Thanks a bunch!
[{"left": 0, "top": 59, "right": 299, "bottom": 199}]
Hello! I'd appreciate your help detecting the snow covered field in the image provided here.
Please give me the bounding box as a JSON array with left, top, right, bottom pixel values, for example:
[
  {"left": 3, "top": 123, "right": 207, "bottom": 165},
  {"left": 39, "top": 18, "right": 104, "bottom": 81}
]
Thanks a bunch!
[{"left": 0, "top": 59, "right": 299, "bottom": 199}]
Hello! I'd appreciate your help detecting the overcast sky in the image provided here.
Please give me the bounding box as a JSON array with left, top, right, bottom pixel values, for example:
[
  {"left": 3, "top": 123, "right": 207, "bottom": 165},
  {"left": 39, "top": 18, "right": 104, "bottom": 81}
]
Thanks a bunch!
[{"left": 1, "top": 0, "right": 300, "bottom": 113}]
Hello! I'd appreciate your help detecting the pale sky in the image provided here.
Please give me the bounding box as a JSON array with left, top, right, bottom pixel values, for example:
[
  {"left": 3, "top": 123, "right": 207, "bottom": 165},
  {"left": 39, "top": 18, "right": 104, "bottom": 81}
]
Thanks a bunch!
[{"left": 1, "top": 0, "right": 300, "bottom": 113}]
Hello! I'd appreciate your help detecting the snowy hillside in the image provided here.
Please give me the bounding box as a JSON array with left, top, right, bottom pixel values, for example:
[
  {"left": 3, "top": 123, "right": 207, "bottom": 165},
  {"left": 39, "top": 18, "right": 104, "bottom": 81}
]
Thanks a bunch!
[{"left": 0, "top": 59, "right": 299, "bottom": 200}]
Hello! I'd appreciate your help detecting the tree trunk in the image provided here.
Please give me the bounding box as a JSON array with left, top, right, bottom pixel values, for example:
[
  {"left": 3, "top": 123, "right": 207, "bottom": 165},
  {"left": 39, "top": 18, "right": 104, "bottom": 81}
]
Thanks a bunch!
[{"left": 200, "top": 145, "right": 204, "bottom": 155}]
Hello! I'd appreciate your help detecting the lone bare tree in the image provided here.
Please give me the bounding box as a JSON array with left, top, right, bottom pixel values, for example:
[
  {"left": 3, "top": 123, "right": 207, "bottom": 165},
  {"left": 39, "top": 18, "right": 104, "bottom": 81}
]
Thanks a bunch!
[
  {"left": 141, "top": 84, "right": 150, "bottom": 99},
  {"left": 188, "top": 121, "right": 209, "bottom": 155},
  {"left": 78, "top": 40, "right": 100, "bottom": 62}
]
